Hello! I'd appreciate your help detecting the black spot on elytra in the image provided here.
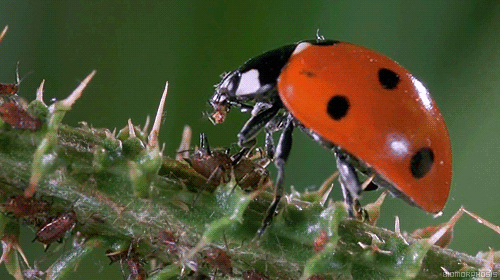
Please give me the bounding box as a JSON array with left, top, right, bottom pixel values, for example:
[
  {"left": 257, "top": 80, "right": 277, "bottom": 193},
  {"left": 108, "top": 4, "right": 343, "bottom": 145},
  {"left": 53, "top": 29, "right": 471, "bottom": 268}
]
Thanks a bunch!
[
  {"left": 327, "top": 95, "right": 349, "bottom": 120},
  {"left": 300, "top": 70, "right": 316, "bottom": 77},
  {"left": 410, "top": 147, "right": 434, "bottom": 178},
  {"left": 378, "top": 68, "right": 400, "bottom": 89}
]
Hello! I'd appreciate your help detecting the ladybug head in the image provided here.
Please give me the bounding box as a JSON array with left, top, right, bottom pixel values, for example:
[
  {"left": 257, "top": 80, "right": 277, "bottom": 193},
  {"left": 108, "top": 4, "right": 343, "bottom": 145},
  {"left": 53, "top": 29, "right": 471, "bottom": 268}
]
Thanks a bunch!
[
  {"left": 209, "top": 69, "right": 265, "bottom": 124},
  {"left": 209, "top": 43, "right": 298, "bottom": 124},
  {"left": 209, "top": 71, "right": 238, "bottom": 124}
]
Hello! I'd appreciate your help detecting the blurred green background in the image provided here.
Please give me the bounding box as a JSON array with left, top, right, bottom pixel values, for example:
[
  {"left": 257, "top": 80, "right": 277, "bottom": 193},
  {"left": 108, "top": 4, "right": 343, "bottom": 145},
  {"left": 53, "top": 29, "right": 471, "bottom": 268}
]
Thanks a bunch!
[{"left": 1, "top": 1, "right": 499, "bottom": 278}]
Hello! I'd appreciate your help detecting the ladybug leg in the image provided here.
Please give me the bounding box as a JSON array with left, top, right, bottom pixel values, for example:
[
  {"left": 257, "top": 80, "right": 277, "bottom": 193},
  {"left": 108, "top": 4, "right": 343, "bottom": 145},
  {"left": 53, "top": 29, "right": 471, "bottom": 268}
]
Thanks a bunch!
[
  {"left": 237, "top": 103, "right": 280, "bottom": 147},
  {"left": 233, "top": 102, "right": 280, "bottom": 165},
  {"left": 258, "top": 115, "right": 294, "bottom": 235},
  {"left": 264, "top": 130, "right": 275, "bottom": 160},
  {"left": 334, "top": 149, "right": 367, "bottom": 220}
]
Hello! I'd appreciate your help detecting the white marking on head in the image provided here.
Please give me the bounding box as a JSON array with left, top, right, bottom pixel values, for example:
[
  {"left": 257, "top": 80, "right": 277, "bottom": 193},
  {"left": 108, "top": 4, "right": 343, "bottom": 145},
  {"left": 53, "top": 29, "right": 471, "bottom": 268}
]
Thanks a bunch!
[
  {"left": 292, "top": 42, "right": 312, "bottom": 56},
  {"left": 236, "top": 69, "right": 261, "bottom": 96}
]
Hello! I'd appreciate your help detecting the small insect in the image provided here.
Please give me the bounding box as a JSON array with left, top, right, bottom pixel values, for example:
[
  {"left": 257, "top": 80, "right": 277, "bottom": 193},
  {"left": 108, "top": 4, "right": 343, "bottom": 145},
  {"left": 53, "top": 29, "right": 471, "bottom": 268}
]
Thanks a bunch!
[
  {"left": 0, "top": 63, "right": 20, "bottom": 96},
  {"left": 156, "top": 230, "right": 178, "bottom": 254},
  {"left": 2, "top": 195, "right": 49, "bottom": 218},
  {"left": 205, "top": 247, "right": 233, "bottom": 276},
  {"left": 34, "top": 211, "right": 77, "bottom": 247},
  {"left": 185, "top": 133, "right": 271, "bottom": 193},
  {"left": 0, "top": 82, "right": 18, "bottom": 96},
  {"left": 106, "top": 247, "right": 146, "bottom": 280},
  {"left": 242, "top": 270, "right": 270, "bottom": 280},
  {"left": 0, "top": 103, "right": 43, "bottom": 131},
  {"left": 209, "top": 35, "right": 452, "bottom": 233},
  {"left": 124, "top": 257, "right": 146, "bottom": 280},
  {"left": 313, "top": 230, "right": 328, "bottom": 253}
]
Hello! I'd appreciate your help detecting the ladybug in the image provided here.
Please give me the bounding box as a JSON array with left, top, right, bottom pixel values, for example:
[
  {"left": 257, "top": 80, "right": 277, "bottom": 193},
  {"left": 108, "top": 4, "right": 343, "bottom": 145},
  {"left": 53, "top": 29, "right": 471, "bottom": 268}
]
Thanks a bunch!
[{"left": 209, "top": 35, "right": 452, "bottom": 234}]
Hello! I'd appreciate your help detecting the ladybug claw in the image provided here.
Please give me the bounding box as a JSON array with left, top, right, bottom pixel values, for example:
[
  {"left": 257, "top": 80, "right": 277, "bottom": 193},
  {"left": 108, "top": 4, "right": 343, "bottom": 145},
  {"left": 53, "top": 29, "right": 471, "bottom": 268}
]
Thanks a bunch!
[{"left": 352, "top": 199, "right": 369, "bottom": 221}]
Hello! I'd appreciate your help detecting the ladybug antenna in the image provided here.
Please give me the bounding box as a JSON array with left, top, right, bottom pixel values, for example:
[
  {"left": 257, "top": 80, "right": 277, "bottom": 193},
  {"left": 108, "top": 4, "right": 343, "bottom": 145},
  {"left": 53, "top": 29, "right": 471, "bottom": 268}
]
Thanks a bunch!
[
  {"left": 199, "top": 133, "right": 212, "bottom": 156},
  {"left": 316, "top": 29, "right": 326, "bottom": 42}
]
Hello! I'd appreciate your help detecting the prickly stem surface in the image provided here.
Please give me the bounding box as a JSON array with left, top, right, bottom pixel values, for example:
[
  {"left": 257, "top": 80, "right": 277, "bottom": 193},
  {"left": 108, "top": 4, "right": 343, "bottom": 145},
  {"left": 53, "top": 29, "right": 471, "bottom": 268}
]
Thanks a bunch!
[
  {"left": 1, "top": 113, "right": 498, "bottom": 279},
  {"left": 0, "top": 51, "right": 497, "bottom": 279}
]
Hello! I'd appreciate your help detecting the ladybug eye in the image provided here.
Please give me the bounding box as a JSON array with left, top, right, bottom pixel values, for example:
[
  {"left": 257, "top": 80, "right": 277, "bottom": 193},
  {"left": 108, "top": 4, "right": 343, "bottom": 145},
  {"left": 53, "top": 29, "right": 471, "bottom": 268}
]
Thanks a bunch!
[
  {"left": 326, "top": 95, "right": 350, "bottom": 120},
  {"left": 378, "top": 68, "right": 400, "bottom": 89},
  {"left": 410, "top": 147, "right": 434, "bottom": 178}
]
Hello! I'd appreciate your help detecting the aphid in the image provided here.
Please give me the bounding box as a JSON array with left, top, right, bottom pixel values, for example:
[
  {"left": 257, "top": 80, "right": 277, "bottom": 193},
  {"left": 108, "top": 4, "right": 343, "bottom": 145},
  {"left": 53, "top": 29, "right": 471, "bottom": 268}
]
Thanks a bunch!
[
  {"left": 0, "top": 82, "right": 18, "bottom": 96},
  {"left": 156, "top": 230, "right": 178, "bottom": 254},
  {"left": 205, "top": 247, "right": 233, "bottom": 276},
  {"left": 34, "top": 211, "right": 77, "bottom": 246},
  {"left": 209, "top": 35, "right": 452, "bottom": 233},
  {"left": 185, "top": 133, "right": 271, "bottom": 193},
  {"left": 2, "top": 195, "right": 49, "bottom": 218},
  {"left": 124, "top": 257, "right": 146, "bottom": 280},
  {"left": 105, "top": 247, "right": 146, "bottom": 280},
  {"left": 0, "top": 103, "right": 43, "bottom": 131},
  {"left": 313, "top": 230, "right": 328, "bottom": 253},
  {"left": 0, "top": 63, "right": 20, "bottom": 96}
]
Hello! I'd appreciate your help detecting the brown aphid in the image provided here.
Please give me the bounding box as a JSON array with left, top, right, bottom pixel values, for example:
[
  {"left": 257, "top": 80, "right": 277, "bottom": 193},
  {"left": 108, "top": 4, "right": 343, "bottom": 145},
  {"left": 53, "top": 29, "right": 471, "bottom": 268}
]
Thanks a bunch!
[
  {"left": 3, "top": 195, "right": 49, "bottom": 218},
  {"left": 205, "top": 247, "right": 233, "bottom": 276},
  {"left": 313, "top": 230, "right": 328, "bottom": 253},
  {"left": 125, "top": 257, "right": 146, "bottom": 280},
  {"left": 0, "top": 103, "right": 43, "bottom": 131},
  {"left": 0, "top": 83, "right": 18, "bottom": 96},
  {"left": 34, "top": 211, "right": 77, "bottom": 245},
  {"left": 106, "top": 248, "right": 146, "bottom": 280},
  {"left": 0, "top": 61, "right": 21, "bottom": 96},
  {"left": 242, "top": 270, "right": 270, "bottom": 280},
  {"left": 156, "top": 230, "right": 178, "bottom": 254},
  {"left": 186, "top": 133, "right": 271, "bottom": 192}
]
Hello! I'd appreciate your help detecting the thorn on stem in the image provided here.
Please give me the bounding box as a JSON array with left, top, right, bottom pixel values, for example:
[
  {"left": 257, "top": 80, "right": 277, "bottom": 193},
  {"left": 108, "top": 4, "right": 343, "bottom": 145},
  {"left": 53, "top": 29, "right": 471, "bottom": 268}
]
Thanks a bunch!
[
  {"left": 59, "top": 70, "right": 96, "bottom": 109},
  {"left": 128, "top": 119, "right": 136, "bottom": 138},
  {"left": 0, "top": 25, "right": 8, "bottom": 42},
  {"left": 36, "top": 79, "right": 46, "bottom": 104},
  {"left": 148, "top": 81, "right": 169, "bottom": 148}
]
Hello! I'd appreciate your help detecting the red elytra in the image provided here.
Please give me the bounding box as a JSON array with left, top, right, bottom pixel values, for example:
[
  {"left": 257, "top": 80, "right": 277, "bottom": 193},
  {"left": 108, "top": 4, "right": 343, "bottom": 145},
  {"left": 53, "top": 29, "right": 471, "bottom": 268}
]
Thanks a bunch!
[
  {"left": 277, "top": 42, "right": 452, "bottom": 213},
  {"left": 209, "top": 38, "right": 452, "bottom": 234}
]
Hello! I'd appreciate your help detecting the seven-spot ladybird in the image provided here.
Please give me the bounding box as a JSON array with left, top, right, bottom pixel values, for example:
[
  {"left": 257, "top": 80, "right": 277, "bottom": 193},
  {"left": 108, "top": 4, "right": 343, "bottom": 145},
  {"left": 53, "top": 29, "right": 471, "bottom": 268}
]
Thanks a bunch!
[{"left": 209, "top": 35, "right": 452, "bottom": 233}]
